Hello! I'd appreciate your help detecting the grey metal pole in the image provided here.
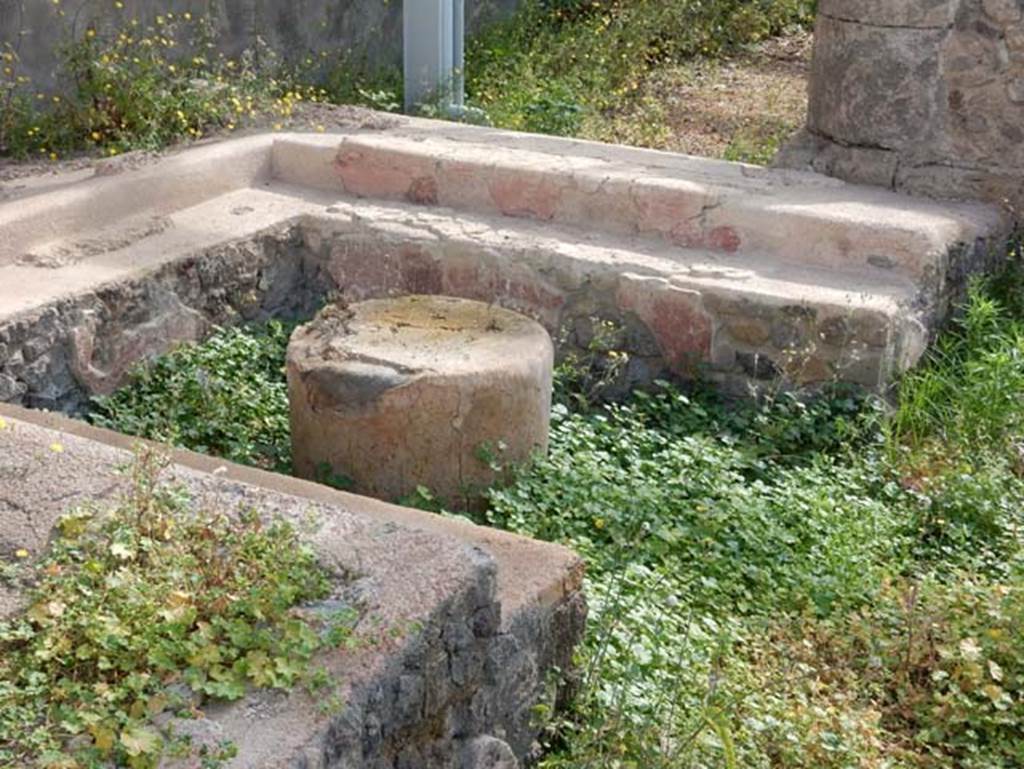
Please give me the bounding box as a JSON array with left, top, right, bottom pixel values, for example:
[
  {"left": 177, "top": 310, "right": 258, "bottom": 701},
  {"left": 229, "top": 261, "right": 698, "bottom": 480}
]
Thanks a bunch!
[
  {"left": 403, "top": 0, "right": 446, "bottom": 113},
  {"left": 453, "top": 0, "right": 465, "bottom": 110},
  {"left": 403, "top": 0, "right": 465, "bottom": 114}
]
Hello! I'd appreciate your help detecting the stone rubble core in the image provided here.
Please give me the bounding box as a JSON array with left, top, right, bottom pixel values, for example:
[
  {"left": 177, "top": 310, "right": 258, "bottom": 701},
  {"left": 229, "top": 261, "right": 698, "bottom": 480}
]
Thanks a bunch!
[
  {"left": 287, "top": 296, "right": 554, "bottom": 508},
  {"left": 778, "top": 0, "right": 1024, "bottom": 213},
  {"left": 0, "top": 404, "right": 585, "bottom": 769},
  {"left": 0, "top": 115, "right": 1009, "bottom": 413}
]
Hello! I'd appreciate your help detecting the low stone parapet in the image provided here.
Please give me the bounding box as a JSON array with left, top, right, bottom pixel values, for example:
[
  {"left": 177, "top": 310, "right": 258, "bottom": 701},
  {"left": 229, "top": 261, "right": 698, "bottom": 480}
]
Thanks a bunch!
[{"left": 0, "top": 403, "right": 585, "bottom": 768}]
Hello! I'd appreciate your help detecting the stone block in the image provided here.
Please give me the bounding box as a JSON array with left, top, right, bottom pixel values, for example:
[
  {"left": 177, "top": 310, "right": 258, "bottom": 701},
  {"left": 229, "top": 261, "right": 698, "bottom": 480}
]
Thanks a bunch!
[
  {"left": 982, "top": 0, "right": 1023, "bottom": 25},
  {"left": 287, "top": 297, "right": 553, "bottom": 508},
  {"left": 0, "top": 404, "right": 585, "bottom": 768},
  {"left": 615, "top": 274, "right": 712, "bottom": 376},
  {"left": 808, "top": 16, "right": 946, "bottom": 152},
  {"left": 819, "top": 0, "right": 958, "bottom": 27}
]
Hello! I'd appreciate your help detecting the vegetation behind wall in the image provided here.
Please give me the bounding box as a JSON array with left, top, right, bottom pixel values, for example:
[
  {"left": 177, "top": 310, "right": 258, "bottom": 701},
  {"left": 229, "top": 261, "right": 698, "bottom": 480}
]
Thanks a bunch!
[
  {"left": 465, "top": 0, "right": 815, "bottom": 141},
  {"left": 1, "top": 0, "right": 816, "bottom": 161}
]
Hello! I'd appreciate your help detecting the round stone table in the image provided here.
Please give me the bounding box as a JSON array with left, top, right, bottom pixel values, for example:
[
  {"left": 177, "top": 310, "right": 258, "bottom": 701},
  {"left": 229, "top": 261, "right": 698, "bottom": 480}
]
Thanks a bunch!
[{"left": 286, "top": 295, "right": 553, "bottom": 508}]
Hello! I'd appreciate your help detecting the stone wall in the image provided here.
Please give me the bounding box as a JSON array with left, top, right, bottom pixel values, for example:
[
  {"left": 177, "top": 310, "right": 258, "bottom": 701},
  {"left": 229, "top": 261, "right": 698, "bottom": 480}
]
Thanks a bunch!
[
  {"left": 0, "top": 226, "right": 334, "bottom": 411},
  {"left": 0, "top": 219, "right": 677, "bottom": 414},
  {"left": 0, "top": 210, "right": 924, "bottom": 415},
  {"left": 0, "top": 125, "right": 1005, "bottom": 413},
  {"left": 778, "top": 0, "right": 1024, "bottom": 215},
  {"left": 0, "top": 405, "right": 586, "bottom": 768},
  {"left": 0, "top": 0, "right": 519, "bottom": 90}
]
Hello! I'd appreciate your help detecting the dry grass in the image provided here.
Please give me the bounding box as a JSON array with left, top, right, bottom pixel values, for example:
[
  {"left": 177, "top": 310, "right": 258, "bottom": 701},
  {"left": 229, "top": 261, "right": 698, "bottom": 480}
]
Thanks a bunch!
[{"left": 584, "top": 30, "right": 812, "bottom": 162}]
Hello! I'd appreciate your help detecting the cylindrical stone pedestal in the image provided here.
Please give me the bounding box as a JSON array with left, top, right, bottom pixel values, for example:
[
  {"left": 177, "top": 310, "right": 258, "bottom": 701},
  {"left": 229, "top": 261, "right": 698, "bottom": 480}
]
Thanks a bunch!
[{"left": 287, "top": 295, "right": 553, "bottom": 507}]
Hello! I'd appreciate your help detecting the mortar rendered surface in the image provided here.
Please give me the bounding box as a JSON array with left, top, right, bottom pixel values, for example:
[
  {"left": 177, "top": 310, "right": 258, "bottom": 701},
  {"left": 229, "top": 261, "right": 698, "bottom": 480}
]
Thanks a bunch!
[{"left": 0, "top": 115, "right": 1007, "bottom": 414}]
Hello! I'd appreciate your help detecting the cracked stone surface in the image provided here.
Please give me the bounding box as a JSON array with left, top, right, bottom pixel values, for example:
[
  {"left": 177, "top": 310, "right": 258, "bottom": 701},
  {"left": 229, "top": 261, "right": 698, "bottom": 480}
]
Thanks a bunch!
[
  {"left": 287, "top": 296, "right": 553, "bottom": 508},
  {"left": 779, "top": 0, "right": 1024, "bottom": 212}
]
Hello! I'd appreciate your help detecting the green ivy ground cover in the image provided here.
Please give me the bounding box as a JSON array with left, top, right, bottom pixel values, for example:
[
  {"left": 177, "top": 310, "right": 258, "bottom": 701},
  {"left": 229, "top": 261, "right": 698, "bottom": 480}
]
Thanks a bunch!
[{"left": 83, "top": 252, "right": 1024, "bottom": 767}]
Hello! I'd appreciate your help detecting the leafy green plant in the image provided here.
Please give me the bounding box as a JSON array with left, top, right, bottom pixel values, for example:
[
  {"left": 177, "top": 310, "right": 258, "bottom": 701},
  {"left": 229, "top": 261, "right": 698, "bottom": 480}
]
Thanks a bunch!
[
  {"left": 522, "top": 83, "right": 584, "bottom": 135},
  {"left": 3, "top": 0, "right": 813, "bottom": 162},
  {"left": 554, "top": 317, "right": 632, "bottom": 410},
  {"left": 465, "top": 0, "right": 816, "bottom": 142},
  {"left": 81, "top": 273, "right": 1024, "bottom": 769},
  {"left": 730, "top": 573, "right": 1024, "bottom": 769},
  {"left": 317, "top": 58, "right": 403, "bottom": 115},
  {"left": 90, "top": 322, "right": 293, "bottom": 471},
  {"left": 0, "top": 43, "right": 33, "bottom": 156},
  {"left": 0, "top": 448, "right": 344, "bottom": 769},
  {"left": 314, "top": 461, "right": 355, "bottom": 491},
  {"left": 1, "top": 11, "right": 325, "bottom": 160},
  {"left": 891, "top": 279, "right": 1024, "bottom": 460},
  {"left": 488, "top": 280, "right": 1024, "bottom": 768},
  {"left": 722, "top": 126, "right": 792, "bottom": 165}
]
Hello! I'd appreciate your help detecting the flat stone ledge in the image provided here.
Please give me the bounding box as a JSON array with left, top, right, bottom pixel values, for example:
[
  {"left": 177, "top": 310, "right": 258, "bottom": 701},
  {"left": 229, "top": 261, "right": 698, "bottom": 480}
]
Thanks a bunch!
[
  {"left": 0, "top": 403, "right": 585, "bottom": 768},
  {"left": 0, "top": 121, "right": 1007, "bottom": 409}
]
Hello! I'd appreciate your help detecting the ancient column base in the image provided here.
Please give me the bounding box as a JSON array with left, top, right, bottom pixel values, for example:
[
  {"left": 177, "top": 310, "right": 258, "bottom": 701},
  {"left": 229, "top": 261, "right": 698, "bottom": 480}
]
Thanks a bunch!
[{"left": 287, "top": 295, "right": 554, "bottom": 508}]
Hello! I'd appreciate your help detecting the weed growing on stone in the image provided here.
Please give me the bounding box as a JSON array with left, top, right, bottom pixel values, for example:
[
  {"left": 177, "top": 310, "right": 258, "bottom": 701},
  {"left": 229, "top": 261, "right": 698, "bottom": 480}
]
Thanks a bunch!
[
  {"left": 0, "top": 447, "right": 345, "bottom": 769},
  {"left": 553, "top": 317, "right": 633, "bottom": 411}
]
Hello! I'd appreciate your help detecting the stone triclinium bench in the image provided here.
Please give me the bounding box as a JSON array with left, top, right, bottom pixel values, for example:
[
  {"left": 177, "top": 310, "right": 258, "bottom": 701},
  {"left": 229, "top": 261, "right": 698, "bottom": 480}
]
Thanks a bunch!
[
  {"left": 0, "top": 115, "right": 1006, "bottom": 412},
  {"left": 0, "top": 112, "right": 1010, "bottom": 767}
]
